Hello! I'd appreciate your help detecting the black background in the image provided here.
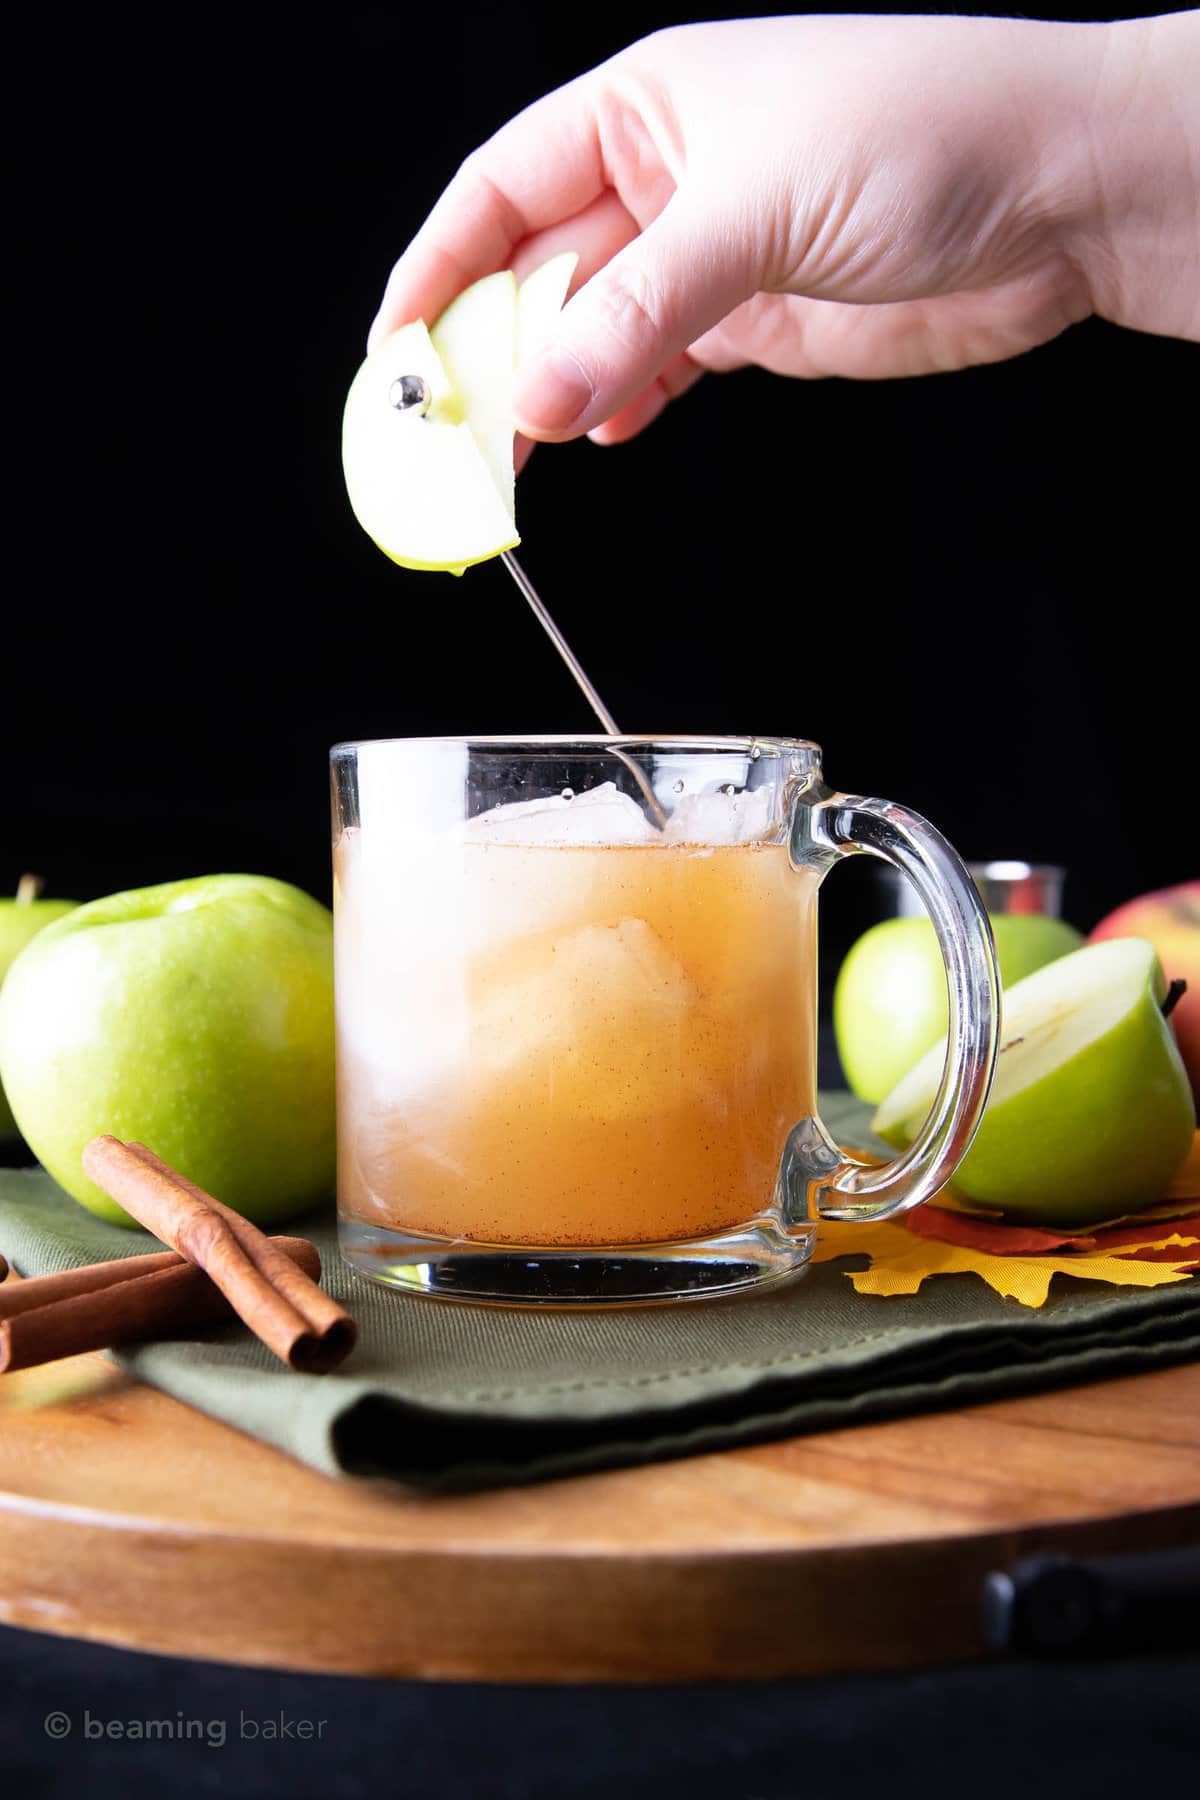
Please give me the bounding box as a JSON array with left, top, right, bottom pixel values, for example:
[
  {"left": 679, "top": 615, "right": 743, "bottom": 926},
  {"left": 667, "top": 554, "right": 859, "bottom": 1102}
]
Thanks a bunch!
[
  {"left": 9, "top": 2, "right": 1197, "bottom": 957},
  {"left": 1, "top": 1620, "right": 1198, "bottom": 1799},
  {"left": 5, "top": 8, "right": 1200, "bottom": 1787}
]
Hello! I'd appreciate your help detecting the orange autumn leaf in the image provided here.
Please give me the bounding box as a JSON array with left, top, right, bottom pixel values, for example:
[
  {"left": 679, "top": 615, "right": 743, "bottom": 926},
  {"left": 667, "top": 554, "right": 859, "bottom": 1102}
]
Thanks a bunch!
[
  {"left": 906, "top": 1206, "right": 1092, "bottom": 1255},
  {"left": 813, "top": 1217, "right": 1198, "bottom": 1308},
  {"left": 906, "top": 1202, "right": 1200, "bottom": 1260},
  {"left": 1117, "top": 1240, "right": 1200, "bottom": 1266}
]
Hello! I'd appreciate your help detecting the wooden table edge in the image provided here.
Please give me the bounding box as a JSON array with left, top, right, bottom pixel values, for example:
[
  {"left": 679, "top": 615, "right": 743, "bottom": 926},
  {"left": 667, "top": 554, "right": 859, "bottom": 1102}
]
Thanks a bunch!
[{"left": 1, "top": 1354, "right": 1198, "bottom": 1681}]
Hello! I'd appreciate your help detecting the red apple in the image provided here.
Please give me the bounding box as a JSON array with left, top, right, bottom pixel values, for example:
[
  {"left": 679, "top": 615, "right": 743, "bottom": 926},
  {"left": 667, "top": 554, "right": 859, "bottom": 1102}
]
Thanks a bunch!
[{"left": 1090, "top": 881, "right": 1200, "bottom": 1111}]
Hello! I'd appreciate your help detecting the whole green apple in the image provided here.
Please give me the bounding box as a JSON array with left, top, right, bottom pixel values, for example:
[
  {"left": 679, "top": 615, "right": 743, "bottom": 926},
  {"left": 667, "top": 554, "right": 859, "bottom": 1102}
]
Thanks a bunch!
[
  {"left": 0, "top": 874, "right": 334, "bottom": 1226},
  {"left": 0, "top": 876, "right": 79, "bottom": 1135},
  {"left": 873, "top": 938, "right": 1195, "bottom": 1225},
  {"left": 835, "top": 912, "right": 1084, "bottom": 1103}
]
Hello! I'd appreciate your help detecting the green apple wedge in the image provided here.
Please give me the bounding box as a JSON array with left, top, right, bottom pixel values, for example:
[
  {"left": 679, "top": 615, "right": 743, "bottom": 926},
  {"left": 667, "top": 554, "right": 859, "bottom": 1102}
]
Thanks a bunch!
[
  {"left": 342, "top": 252, "right": 577, "bottom": 577},
  {"left": 835, "top": 912, "right": 1085, "bottom": 1103},
  {"left": 341, "top": 316, "right": 517, "bottom": 575},
  {"left": 0, "top": 874, "right": 334, "bottom": 1226},
  {"left": 872, "top": 937, "right": 1196, "bottom": 1226},
  {"left": 0, "top": 875, "right": 79, "bottom": 1134}
]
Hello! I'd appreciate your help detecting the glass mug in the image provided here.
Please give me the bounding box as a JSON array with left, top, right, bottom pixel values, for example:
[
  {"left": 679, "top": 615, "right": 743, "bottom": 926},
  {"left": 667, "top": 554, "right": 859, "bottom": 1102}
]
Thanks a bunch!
[{"left": 331, "top": 737, "right": 998, "bottom": 1305}]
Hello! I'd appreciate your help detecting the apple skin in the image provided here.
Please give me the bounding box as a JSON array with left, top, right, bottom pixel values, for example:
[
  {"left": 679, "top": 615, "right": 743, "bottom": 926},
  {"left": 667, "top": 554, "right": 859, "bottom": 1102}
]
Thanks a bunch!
[
  {"left": 835, "top": 912, "right": 1084, "bottom": 1103},
  {"left": 1090, "top": 881, "right": 1200, "bottom": 1114},
  {"left": 873, "top": 940, "right": 1196, "bottom": 1226},
  {"left": 0, "top": 896, "right": 79, "bottom": 1134},
  {"left": 0, "top": 875, "right": 334, "bottom": 1226}
]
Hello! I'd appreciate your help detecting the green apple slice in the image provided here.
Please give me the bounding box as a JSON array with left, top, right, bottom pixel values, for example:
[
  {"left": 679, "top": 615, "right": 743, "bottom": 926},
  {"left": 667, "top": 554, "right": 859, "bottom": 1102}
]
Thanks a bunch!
[
  {"left": 342, "top": 257, "right": 576, "bottom": 576},
  {"left": 872, "top": 937, "right": 1196, "bottom": 1225},
  {"left": 431, "top": 269, "right": 519, "bottom": 519},
  {"left": 517, "top": 252, "right": 578, "bottom": 366},
  {"left": 342, "top": 318, "right": 518, "bottom": 574}
]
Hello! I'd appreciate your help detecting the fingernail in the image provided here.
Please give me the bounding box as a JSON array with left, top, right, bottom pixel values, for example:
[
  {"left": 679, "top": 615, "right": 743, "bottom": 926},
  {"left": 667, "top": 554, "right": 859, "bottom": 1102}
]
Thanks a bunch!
[{"left": 514, "top": 346, "right": 595, "bottom": 434}]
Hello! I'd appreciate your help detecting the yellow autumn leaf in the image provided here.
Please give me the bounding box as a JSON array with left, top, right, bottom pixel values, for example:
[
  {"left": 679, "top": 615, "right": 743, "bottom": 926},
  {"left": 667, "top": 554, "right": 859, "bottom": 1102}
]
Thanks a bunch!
[{"left": 813, "top": 1218, "right": 1197, "bottom": 1308}]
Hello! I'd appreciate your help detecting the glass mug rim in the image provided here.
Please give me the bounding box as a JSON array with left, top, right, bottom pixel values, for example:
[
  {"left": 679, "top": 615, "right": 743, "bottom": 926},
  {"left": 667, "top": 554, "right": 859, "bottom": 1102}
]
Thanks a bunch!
[{"left": 330, "top": 734, "right": 821, "bottom": 761}]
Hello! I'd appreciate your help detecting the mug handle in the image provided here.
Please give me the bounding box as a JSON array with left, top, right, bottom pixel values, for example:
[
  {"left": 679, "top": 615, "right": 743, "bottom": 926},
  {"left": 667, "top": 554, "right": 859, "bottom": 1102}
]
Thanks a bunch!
[{"left": 793, "top": 792, "right": 1000, "bottom": 1223}]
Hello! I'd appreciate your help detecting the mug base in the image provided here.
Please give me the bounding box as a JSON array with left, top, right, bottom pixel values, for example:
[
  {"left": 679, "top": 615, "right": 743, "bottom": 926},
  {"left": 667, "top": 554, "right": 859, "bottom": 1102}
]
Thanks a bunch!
[{"left": 338, "top": 1214, "right": 818, "bottom": 1308}]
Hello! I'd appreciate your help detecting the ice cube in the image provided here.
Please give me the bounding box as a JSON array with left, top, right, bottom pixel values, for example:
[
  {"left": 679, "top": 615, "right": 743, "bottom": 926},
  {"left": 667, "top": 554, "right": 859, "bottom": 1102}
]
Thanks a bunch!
[
  {"left": 464, "top": 780, "right": 658, "bottom": 846},
  {"left": 470, "top": 916, "right": 701, "bottom": 1119},
  {"left": 663, "top": 784, "right": 778, "bottom": 847}
]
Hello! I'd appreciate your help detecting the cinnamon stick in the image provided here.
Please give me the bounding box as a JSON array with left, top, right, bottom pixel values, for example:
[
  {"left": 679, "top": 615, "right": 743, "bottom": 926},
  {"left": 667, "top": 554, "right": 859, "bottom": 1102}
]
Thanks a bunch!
[
  {"left": 0, "top": 1248, "right": 185, "bottom": 1316},
  {"left": 81, "top": 1137, "right": 356, "bottom": 1374},
  {"left": 0, "top": 1238, "right": 321, "bottom": 1374}
]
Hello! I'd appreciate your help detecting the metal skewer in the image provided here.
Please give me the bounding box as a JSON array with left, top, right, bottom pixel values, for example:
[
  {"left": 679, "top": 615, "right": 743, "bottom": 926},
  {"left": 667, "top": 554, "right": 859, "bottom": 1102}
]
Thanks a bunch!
[
  {"left": 500, "top": 552, "right": 620, "bottom": 735},
  {"left": 499, "top": 551, "right": 666, "bottom": 828}
]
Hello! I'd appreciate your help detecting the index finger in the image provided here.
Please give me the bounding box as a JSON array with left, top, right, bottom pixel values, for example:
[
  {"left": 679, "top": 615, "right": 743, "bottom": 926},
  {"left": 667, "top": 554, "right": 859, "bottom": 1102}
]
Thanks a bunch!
[{"left": 368, "top": 70, "right": 607, "bottom": 349}]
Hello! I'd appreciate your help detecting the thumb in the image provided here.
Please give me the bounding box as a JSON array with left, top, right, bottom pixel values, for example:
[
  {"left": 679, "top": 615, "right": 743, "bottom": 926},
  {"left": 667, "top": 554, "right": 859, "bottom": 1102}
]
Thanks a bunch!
[{"left": 513, "top": 194, "right": 754, "bottom": 441}]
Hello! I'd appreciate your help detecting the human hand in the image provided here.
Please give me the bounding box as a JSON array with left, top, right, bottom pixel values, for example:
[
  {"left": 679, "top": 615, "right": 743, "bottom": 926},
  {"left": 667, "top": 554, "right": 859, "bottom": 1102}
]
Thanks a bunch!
[{"left": 370, "top": 13, "right": 1199, "bottom": 446}]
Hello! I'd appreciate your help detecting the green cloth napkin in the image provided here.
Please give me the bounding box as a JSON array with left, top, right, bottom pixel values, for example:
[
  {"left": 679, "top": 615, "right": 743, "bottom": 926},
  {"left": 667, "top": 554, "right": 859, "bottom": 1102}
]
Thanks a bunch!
[{"left": 2, "top": 1094, "right": 1197, "bottom": 1492}]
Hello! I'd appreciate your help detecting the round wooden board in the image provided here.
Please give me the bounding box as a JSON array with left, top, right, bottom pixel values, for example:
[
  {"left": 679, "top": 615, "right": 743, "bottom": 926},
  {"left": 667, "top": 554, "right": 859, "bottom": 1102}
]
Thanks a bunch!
[{"left": 1, "top": 1347, "right": 1198, "bottom": 1682}]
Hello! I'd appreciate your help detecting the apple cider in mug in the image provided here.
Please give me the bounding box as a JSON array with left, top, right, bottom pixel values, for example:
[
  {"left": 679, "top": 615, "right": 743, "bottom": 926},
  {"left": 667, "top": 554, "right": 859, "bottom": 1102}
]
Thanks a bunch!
[{"left": 334, "top": 782, "right": 817, "bottom": 1247}]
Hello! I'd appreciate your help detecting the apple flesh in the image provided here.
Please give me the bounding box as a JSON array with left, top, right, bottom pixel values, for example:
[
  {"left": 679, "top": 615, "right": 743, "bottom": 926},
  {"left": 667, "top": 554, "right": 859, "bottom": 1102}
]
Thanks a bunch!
[
  {"left": 0, "top": 877, "right": 79, "bottom": 1134},
  {"left": 342, "top": 316, "right": 517, "bottom": 575},
  {"left": 835, "top": 912, "right": 1084, "bottom": 1103},
  {"left": 1091, "top": 881, "right": 1200, "bottom": 1113},
  {"left": 430, "top": 269, "right": 519, "bottom": 519},
  {"left": 342, "top": 252, "right": 578, "bottom": 576},
  {"left": 0, "top": 874, "right": 334, "bottom": 1226},
  {"left": 516, "top": 252, "right": 578, "bottom": 365},
  {"left": 872, "top": 938, "right": 1196, "bottom": 1225}
]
